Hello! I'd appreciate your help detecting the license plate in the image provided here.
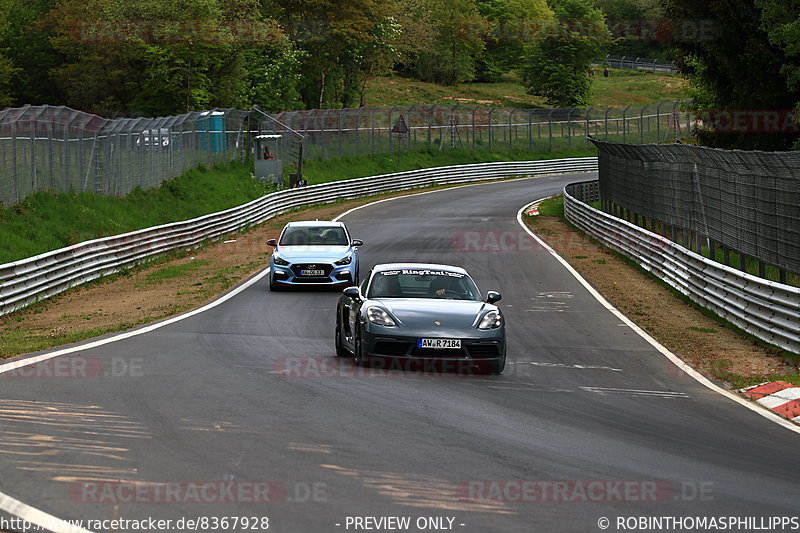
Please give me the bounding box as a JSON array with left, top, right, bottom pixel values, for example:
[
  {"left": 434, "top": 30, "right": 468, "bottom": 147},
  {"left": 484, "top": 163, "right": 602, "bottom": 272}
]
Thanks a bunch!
[
  {"left": 299, "top": 269, "right": 325, "bottom": 276},
  {"left": 417, "top": 338, "right": 461, "bottom": 349}
]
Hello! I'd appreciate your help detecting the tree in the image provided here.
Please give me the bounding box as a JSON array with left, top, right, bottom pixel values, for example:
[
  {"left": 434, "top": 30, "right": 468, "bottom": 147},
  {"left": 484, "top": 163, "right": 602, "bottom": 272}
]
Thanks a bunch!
[
  {"left": 47, "top": 0, "right": 283, "bottom": 116},
  {"left": 592, "top": 0, "right": 669, "bottom": 59},
  {"left": 521, "top": 0, "right": 611, "bottom": 107},
  {"left": 664, "top": 0, "right": 800, "bottom": 150},
  {"left": 240, "top": 39, "right": 305, "bottom": 112},
  {"left": 412, "top": 0, "right": 486, "bottom": 86},
  {"left": 266, "top": 0, "right": 400, "bottom": 108},
  {"left": 0, "top": 0, "right": 62, "bottom": 106},
  {"left": 474, "top": 0, "right": 554, "bottom": 82}
]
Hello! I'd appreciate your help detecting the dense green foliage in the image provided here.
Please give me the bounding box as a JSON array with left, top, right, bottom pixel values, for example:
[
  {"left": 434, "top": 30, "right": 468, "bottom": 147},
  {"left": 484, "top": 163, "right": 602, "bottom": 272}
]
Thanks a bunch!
[
  {"left": 664, "top": 0, "right": 800, "bottom": 150},
  {"left": 0, "top": 0, "right": 665, "bottom": 114},
  {"left": 521, "top": 0, "right": 611, "bottom": 107}
]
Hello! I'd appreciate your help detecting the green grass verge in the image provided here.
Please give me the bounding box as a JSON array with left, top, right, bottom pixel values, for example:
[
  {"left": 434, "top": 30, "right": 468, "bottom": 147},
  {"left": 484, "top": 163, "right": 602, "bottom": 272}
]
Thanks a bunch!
[
  {"left": 535, "top": 195, "right": 565, "bottom": 217},
  {"left": 536, "top": 194, "right": 800, "bottom": 382},
  {"left": 0, "top": 148, "right": 595, "bottom": 264},
  {"left": 0, "top": 163, "right": 278, "bottom": 264}
]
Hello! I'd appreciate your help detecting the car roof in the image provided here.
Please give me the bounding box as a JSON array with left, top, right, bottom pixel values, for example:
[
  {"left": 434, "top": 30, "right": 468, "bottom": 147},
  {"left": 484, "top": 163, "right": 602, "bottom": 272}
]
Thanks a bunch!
[
  {"left": 372, "top": 263, "right": 469, "bottom": 275},
  {"left": 284, "top": 220, "right": 345, "bottom": 228}
]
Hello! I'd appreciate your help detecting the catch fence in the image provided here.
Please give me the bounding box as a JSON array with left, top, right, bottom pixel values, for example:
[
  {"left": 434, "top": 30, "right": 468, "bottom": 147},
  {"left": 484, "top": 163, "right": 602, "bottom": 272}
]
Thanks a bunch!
[
  {"left": 590, "top": 139, "right": 800, "bottom": 283},
  {"left": 272, "top": 102, "right": 686, "bottom": 161},
  {"left": 0, "top": 102, "right": 687, "bottom": 206}
]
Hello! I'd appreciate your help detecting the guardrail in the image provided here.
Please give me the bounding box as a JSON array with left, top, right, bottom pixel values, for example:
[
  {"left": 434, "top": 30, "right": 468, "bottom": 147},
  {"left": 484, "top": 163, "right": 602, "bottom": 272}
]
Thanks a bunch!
[
  {"left": 602, "top": 55, "right": 677, "bottom": 73},
  {"left": 563, "top": 180, "right": 800, "bottom": 354},
  {"left": 0, "top": 158, "right": 598, "bottom": 316}
]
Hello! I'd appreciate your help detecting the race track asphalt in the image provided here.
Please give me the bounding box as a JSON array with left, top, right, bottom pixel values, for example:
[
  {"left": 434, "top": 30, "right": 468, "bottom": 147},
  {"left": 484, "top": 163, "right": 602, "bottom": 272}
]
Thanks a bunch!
[{"left": 0, "top": 173, "right": 797, "bottom": 533}]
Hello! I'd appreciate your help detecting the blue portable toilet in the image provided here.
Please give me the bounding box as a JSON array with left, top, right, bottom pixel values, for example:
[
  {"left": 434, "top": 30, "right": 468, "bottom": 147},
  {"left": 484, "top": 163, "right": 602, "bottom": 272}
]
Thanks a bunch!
[{"left": 198, "top": 111, "right": 226, "bottom": 154}]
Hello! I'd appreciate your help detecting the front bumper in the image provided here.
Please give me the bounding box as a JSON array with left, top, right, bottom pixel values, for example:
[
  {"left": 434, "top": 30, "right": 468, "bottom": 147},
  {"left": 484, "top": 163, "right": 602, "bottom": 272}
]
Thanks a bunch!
[
  {"left": 271, "top": 262, "right": 356, "bottom": 286},
  {"left": 361, "top": 329, "right": 505, "bottom": 368}
]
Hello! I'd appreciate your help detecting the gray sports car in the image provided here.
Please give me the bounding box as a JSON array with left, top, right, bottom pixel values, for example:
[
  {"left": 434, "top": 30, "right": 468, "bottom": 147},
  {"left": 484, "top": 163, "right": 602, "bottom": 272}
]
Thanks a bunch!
[{"left": 335, "top": 263, "right": 506, "bottom": 374}]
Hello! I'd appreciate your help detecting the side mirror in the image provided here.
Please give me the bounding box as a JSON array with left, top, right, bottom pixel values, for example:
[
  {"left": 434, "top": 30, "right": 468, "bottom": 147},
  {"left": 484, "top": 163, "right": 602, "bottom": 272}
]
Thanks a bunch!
[
  {"left": 267, "top": 239, "right": 278, "bottom": 247},
  {"left": 351, "top": 239, "right": 364, "bottom": 247},
  {"left": 343, "top": 287, "right": 360, "bottom": 299},
  {"left": 486, "top": 291, "right": 502, "bottom": 304}
]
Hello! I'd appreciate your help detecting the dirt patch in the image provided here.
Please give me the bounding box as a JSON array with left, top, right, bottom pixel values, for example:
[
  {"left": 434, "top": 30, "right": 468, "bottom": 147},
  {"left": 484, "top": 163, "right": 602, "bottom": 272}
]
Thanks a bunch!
[
  {"left": 525, "top": 210, "right": 797, "bottom": 387},
  {"left": 0, "top": 193, "right": 421, "bottom": 358}
]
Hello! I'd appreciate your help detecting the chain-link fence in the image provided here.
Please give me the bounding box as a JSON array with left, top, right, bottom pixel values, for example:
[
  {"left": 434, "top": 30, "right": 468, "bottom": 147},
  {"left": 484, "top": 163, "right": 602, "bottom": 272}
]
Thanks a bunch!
[
  {"left": 591, "top": 139, "right": 800, "bottom": 283},
  {"left": 0, "top": 105, "right": 258, "bottom": 206},
  {"left": 602, "top": 55, "right": 677, "bottom": 73},
  {"left": 272, "top": 102, "right": 686, "bottom": 161},
  {"left": 0, "top": 102, "right": 686, "bottom": 206}
]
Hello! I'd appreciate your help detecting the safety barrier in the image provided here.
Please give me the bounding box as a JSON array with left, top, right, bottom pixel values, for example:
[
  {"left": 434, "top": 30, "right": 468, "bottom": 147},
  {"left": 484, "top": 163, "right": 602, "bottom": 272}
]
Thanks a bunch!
[
  {"left": 563, "top": 180, "right": 800, "bottom": 354},
  {"left": 0, "top": 158, "right": 598, "bottom": 316}
]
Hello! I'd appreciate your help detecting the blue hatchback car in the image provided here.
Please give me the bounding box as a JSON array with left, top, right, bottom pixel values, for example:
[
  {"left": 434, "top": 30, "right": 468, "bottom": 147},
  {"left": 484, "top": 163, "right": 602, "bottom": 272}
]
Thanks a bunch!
[{"left": 267, "top": 221, "right": 363, "bottom": 290}]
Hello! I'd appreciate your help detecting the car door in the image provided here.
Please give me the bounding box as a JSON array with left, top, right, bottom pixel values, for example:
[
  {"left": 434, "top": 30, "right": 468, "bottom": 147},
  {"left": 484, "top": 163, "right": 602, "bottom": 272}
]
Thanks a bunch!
[{"left": 341, "top": 272, "right": 370, "bottom": 350}]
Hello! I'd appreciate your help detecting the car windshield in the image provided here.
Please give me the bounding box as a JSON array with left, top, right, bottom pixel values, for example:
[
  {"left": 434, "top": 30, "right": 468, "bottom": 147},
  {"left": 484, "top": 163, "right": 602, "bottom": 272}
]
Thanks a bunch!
[
  {"left": 280, "top": 226, "right": 348, "bottom": 246},
  {"left": 368, "top": 269, "right": 481, "bottom": 300}
]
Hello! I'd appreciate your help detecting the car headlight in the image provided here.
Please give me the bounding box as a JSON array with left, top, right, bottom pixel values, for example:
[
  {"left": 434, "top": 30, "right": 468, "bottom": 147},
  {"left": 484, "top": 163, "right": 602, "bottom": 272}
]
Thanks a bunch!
[
  {"left": 334, "top": 255, "right": 352, "bottom": 266},
  {"left": 478, "top": 310, "right": 502, "bottom": 330},
  {"left": 272, "top": 255, "right": 289, "bottom": 266},
  {"left": 367, "top": 306, "right": 396, "bottom": 327}
]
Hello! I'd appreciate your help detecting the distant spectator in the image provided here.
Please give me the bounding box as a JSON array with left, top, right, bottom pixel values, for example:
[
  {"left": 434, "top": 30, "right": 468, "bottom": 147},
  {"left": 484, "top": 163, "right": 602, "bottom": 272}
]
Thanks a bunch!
[{"left": 263, "top": 146, "right": 274, "bottom": 160}]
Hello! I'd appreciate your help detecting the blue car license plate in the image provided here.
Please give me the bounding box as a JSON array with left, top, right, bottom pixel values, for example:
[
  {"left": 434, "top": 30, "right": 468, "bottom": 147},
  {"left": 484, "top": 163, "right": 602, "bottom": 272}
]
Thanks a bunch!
[
  {"left": 299, "top": 269, "right": 325, "bottom": 276},
  {"left": 417, "top": 338, "right": 461, "bottom": 349}
]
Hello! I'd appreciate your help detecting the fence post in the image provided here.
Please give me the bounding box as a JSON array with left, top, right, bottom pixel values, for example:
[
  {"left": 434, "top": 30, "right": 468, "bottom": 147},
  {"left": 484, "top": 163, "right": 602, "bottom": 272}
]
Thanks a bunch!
[
  {"left": 337, "top": 111, "right": 343, "bottom": 157},
  {"left": 508, "top": 110, "right": 513, "bottom": 151},
  {"left": 639, "top": 106, "right": 644, "bottom": 144},
  {"left": 370, "top": 109, "right": 376, "bottom": 156},
  {"left": 488, "top": 108, "right": 495, "bottom": 150},
  {"left": 656, "top": 102, "right": 662, "bottom": 142},
  {"left": 11, "top": 118, "right": 18, "bottom": 204},
  {"left": 472, "top": 107, "right": 477, "bottom": 151},
  {"left": 321, "top": 109, "right": 328, "bottom": 160},
  {"left": 622, "top": 106, "right": 629, "bottom": 143},
  {"left": 547, "top": 109, "right": 553, "bottom": 151}
]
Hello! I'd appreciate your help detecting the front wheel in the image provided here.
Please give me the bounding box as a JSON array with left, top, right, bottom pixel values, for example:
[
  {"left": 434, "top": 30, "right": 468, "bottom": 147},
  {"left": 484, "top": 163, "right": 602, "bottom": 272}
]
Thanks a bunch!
[
  {"left": 335, "top": 318, "right": 349, "bottom": 357},
  {"left": 489, "top": 354, "right": 506, "bottom": 375},
  {"left": 353, "top": 333, "right": 368, "bottom": 367}
]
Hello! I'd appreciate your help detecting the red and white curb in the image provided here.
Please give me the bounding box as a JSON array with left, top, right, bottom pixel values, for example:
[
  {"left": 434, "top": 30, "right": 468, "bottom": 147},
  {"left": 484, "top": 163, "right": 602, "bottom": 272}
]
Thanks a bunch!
[
  {"left": 740, "top": 382, "right": 800, "bottom": 423},
  {"left": 523, "top": 194, "right": 558, "bottom": 216}
]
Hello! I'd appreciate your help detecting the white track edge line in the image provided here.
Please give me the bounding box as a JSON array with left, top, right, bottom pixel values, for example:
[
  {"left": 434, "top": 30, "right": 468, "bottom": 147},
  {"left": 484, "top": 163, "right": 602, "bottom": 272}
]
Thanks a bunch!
[
  {"left": 0, "top": 491, "right": 93, "bottom": 533},
  {"left": 0, "top": 172, "right": 582, "bottom": 377},
  {"left": 0, "top": 173, "right": 589, "bottom": 532},
  {"left": 516, "top": 199, "right": 800, "bottom": 435}
]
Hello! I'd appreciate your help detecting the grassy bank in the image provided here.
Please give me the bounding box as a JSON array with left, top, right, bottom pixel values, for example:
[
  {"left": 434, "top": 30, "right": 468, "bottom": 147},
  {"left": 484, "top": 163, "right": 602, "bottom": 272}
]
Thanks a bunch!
[
  {"left": 0, "top": 147, "right": 595, "bottom": 264},
  {"left": 0, "top": 163, "right": 277, "bottom": 265},
  {"left": 363, "top": 69, "right": 687, "bottom": 108}
]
